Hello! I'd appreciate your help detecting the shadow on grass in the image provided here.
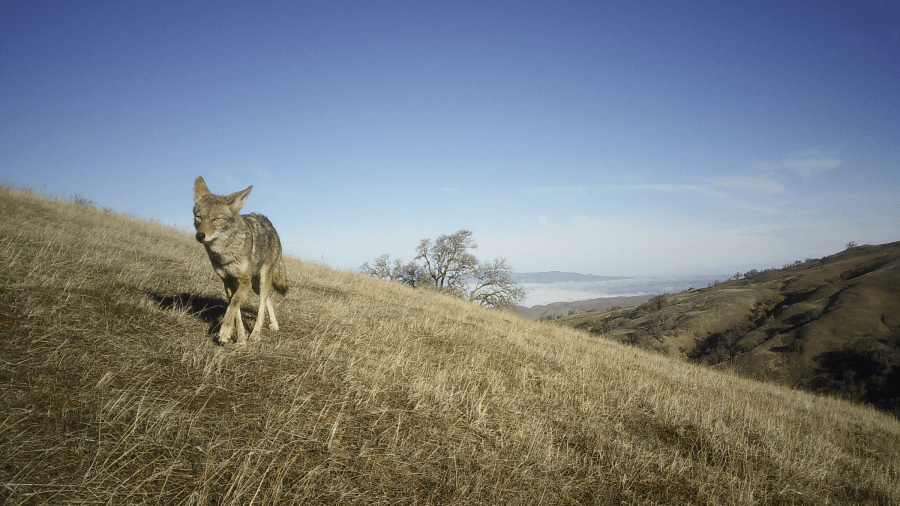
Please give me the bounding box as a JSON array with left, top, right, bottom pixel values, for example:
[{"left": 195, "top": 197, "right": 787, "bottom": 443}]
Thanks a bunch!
[{"left": 147, "top": 291, "right": 228, "bottom": 338}]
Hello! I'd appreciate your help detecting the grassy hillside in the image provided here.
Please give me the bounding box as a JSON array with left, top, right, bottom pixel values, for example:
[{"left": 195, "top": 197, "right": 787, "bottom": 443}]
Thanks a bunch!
[
  {"left": 558, "top": 242, "right": 900, "bottom": 417},
  {"left": 1, "top": 184, "right": 899, "bottom": 505}
]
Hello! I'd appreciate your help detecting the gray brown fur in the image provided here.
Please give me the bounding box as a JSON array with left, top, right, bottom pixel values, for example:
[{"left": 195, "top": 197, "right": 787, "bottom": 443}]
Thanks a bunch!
[{"left": 193, "top": 176, "right": 288, "bottom": 345}]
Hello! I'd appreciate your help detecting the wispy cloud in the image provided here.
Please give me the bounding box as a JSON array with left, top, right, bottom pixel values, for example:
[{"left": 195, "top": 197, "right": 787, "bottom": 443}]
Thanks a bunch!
[
  {"left": 711, "top": 177, "right": 785, "bottom": 193},
  {"left": 526, "top": 185, "right": 590, "bottom": 195},
  {"left": 780, "top": 149, "right": 842, "bottom": 178},
  {"left": 255, "top": 170, "right": 274, "bottom": 183},
  {"left": 522, "top": 148, "right": 844, "bottom": 229},
  {"left": 496, "top": 215, "right": 793, "bottom": 276},
  {"left": 537, "top": 215, "right": 549, "bottom": 224},
  {"left": 528, "top": 183, "right": 709, "bottom": 196},
  {"left": 528, "top": 182, "right": 782, "bottom": 214},
  {"left": 223, "top": 175, "right": 245, "bottom": 190}
]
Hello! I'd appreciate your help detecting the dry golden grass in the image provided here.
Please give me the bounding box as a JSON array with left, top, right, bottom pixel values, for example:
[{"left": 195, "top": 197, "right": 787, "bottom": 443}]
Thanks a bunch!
[{"left": 1, "top": 183, "right": 898, "bottom": 504}]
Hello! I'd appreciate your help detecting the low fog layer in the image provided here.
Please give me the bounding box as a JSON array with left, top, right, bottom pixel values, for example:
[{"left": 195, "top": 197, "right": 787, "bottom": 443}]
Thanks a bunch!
[{"left": 520, "top": 275, "right": 722, "bottom": 307}]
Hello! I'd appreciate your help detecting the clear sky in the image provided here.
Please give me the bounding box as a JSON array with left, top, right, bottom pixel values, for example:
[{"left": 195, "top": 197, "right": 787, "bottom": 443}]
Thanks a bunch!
[{"left": 2, "top": 1, "right": 898, "bottom": 276}]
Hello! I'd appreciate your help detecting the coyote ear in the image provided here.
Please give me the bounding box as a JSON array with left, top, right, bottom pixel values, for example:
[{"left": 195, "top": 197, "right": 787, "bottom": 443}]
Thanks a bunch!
[
  {"left": 194, "top": 176, "right": 211, "bottom": 203},
  {"left": 226, "top": 185, "right": 253, "bottom": 214}
]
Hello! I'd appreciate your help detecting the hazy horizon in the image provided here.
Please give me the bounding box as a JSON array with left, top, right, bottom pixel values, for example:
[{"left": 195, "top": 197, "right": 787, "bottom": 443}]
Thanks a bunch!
[{"left": 518, "top": 274, "right": 723, "bottom": 307}]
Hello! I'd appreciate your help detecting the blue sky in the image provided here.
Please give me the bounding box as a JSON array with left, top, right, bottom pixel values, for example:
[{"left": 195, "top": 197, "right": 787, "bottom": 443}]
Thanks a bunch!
[{"left": 2, "top": 1, "right": 897, "bottom": 276}]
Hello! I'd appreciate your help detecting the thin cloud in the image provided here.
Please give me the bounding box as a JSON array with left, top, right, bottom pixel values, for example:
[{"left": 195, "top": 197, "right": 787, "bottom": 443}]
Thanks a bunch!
[
  {"left": 529, "top": 183, "right": 712, "bottom": 196},
  {"left": 614, "top": 183, "right": 782, "bottom": 214},
  {"left": 526, "top": 185, "right": 590, "bottom": 195},
  {"left": 222, "top": 175, "right": 245, "bottom": 190},
  {"left": 498, "top": 215, "right": 791, "bottom": 276},
  {"left": 781, "top": 149, "right": 842, "bottom": 178},
  {"left": 526, "top": 182, "right": 782, "bottom": 214},
  {"left": 711, "top": 177, "right": 785, "bottom": 193}
]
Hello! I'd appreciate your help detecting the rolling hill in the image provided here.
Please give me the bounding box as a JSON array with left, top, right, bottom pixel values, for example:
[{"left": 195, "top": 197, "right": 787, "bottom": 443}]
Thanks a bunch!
[
  {"left": 556, "top": 242, "right": 900, "bottom": 417},
  {"left": 1, "top": 183, "right": 898, "bottom": 504}
]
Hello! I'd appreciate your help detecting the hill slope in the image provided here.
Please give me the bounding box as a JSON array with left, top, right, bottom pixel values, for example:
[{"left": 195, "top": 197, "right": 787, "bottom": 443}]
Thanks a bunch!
[
  {"left": 557, "top": 242, "right": 900, "bottom": 416},
  {"left": 1, "top": 184, "right": 899, "bottom": 505}
]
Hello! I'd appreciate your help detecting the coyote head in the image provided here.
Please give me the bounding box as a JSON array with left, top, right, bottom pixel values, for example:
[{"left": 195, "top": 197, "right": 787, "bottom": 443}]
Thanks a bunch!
[{"left": 192, "top": 176, "right": 253, "bottom": 244}]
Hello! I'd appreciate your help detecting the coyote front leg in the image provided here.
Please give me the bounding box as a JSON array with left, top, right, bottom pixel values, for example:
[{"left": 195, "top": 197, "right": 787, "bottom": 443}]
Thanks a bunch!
[{"left": 220, "top": 277, "right": 251, "bottom": 345}]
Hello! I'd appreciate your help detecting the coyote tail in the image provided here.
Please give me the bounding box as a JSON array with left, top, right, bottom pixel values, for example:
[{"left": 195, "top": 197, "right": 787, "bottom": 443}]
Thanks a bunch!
[{"left": 272, "top": 259, "right": 289, "bottom": 295}]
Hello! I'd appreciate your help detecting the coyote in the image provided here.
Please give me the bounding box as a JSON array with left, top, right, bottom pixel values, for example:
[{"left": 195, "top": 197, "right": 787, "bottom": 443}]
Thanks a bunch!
[{"left": 193, "top": 176, "right": 288, "bottom": 345}]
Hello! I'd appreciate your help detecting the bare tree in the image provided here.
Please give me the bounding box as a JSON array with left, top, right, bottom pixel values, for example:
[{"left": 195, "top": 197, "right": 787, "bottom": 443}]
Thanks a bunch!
[
  {"left": 468, "top": 257, "right": 526, "bottom": 309},
  {"left": 361, "top": 230, "right": 525, "bottom": 309},
  {"left": 415, "top": 230, "right": 479, "bottom": 297},
  {"left": 395, "top": 259, "right": 427, "bottom": 288},
  {"left": 360, "top": 254, "right": 396, "bottom": 281},
  {"left": 360, "top": 255, "right": 426, "bottom": 288}
]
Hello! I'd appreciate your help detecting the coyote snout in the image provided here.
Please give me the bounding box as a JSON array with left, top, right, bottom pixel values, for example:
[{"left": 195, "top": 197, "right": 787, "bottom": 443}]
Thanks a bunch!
[{"left": 193, "top": 176, "right": 288, "bottom": 345}]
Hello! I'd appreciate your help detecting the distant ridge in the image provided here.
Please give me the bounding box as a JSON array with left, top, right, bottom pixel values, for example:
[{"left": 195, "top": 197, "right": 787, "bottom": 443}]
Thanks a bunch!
[
  {"left": 516, "top": 294, "right": 655, "bottom": 319},
  {"left": 512, "top": 271, "right": 630, "bottom": 283}
]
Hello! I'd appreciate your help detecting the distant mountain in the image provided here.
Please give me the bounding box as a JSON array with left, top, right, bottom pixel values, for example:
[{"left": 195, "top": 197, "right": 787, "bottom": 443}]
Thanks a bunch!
[{"left": 512, "top": 271, "right": 630, "bottom": 283}]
